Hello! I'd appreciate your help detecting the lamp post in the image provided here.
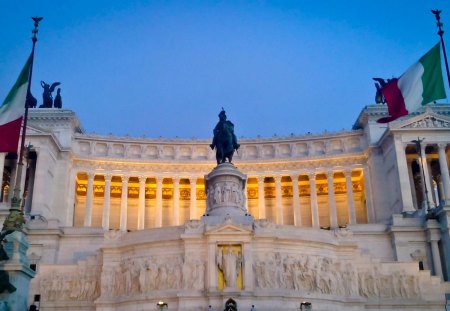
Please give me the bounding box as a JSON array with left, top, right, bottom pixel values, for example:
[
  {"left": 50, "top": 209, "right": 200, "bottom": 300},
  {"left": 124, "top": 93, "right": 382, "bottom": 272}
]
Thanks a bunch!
[
  {"left": 156, "top": 301, "right": 168, "bottom": 311},
  {"left": 412, "top": 138, "right": 433, "bottom": 217},
  {"left": 300, "top": 301, "right": 312, "bottom": 311}
]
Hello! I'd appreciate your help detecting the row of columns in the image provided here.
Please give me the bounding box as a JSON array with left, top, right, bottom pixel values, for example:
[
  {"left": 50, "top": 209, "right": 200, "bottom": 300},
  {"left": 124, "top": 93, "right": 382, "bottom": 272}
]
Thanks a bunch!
[
  {"left": 399, "top": 141, "right": 450, "bottom": 211},
  {"left": 396, "top": 140, "right": 450, "bottom": 279},
  {"left": 81, "top": 174, "right": 201, "bottom": 231},
  {"left": 257, "top": 170, "right": 360, "bottom": 228},
  {"left": 78, "top": 167, "right": 369, "bottom": 231}
]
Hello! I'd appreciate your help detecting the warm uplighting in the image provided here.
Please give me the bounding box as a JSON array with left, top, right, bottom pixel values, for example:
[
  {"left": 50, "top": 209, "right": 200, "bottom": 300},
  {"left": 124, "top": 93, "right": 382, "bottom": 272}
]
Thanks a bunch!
[{"left": 156, "top": 301, "right": 168, "bottom": 310}]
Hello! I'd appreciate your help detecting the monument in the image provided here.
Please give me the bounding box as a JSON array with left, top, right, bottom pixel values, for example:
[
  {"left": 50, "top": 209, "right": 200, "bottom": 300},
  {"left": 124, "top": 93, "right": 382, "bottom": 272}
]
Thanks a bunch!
[{"left": 21, "top": 106, "right": 450, "bottom": 311}]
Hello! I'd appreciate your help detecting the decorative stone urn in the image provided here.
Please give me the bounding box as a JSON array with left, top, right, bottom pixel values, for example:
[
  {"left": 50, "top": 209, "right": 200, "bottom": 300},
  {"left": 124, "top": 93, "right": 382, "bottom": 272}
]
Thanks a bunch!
[{"left": 204, "top": 163, "right": 247, "bottom": 217}]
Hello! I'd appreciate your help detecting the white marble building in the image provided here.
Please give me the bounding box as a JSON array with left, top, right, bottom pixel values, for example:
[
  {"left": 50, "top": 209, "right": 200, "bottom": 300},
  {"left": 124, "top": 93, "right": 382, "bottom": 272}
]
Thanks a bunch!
[{"left": 1, "top": 104, "right": 450, "bottom": 310}]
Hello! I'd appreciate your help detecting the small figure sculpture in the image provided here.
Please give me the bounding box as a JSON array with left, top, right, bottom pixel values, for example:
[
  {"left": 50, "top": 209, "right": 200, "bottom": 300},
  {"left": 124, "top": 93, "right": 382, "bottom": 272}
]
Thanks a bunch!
[
  {"left": 373, "top": 77, "right": 394, "bottom": 104},
  {"left": 53, "top": 88, "right": 62, "bottom": 108},
  {"left": 40, "top": 80, "right": 61, "bottom": 108},
  {"left": 26, "top": 92, "right": 37, "bottom": 108},
  {"left": 210, "top": 108, "right": 240, "bottom": 165}
]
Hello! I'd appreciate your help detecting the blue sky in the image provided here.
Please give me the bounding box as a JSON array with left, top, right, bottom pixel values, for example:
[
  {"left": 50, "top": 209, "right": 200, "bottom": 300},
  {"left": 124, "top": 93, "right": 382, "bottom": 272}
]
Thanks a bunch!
[{"left": 1, "top": 1, "right": 449, "bottom": 139}]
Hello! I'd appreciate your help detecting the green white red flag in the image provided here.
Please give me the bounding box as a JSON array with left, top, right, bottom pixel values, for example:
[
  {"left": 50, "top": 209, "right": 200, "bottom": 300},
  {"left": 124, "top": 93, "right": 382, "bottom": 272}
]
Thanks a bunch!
[
  {"left": 0, "top": 55, "right": 32, "bottom": 152},
  {"left": 377, "top": 43, "right": 446, "bottom": 123}
]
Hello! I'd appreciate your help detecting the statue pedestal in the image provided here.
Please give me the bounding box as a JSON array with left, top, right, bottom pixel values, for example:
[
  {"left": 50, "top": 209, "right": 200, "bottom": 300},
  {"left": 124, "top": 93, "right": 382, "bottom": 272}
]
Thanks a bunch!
[
  {"left": 203, "top": 163, "right": 253, "bottom": 225},
  {"left": 0, "top": 231, "right": 35, "bottom": 311}
]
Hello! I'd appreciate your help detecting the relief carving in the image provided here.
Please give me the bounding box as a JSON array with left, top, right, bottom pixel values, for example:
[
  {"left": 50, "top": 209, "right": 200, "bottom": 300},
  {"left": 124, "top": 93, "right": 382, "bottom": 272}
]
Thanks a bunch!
[
  {"left": 40, "top": 264, "right": 101, "bottom": 301},
  {"left": 253, "top": 252, "right": 421, "bottom": 299},
  {"left": 100, "top": 255, "right": 205, "bottom": 297}
]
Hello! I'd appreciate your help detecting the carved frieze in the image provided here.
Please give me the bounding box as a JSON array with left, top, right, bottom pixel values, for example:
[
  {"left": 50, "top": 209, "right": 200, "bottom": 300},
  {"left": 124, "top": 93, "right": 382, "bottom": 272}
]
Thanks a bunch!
[
  {"left": 253, "top": 252, "right": 421, "bottom": 300},
  {"left": 39, "top": 256, "right": 102, "bottom": 302},
  {"left": 100, "top": 255, "right": 205, "bottom": 297}
]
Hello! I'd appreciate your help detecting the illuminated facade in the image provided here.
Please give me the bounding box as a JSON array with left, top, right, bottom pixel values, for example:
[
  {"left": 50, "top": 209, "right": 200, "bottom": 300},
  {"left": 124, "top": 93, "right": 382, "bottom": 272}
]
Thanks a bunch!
[{"left": 1, "top": 105, "right": 450, "bottom": 310}]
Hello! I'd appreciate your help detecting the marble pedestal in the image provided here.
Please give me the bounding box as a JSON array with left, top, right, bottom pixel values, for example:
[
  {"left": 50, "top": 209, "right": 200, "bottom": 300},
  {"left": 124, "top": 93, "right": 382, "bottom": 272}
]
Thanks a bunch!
[
  {"left": 203, "top": 163, "right": 252, "bottom": 225},
  {"left": 0, "top": 231, "right": 35, "bottom": 311}
]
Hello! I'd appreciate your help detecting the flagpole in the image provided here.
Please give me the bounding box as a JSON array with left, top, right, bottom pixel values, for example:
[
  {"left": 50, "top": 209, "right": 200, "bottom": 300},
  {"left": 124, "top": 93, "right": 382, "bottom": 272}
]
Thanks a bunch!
[
  {"left": 432, "top": 9, "right": 450, "bottom": 89},
  {"left": 1, "top": 17, "right": 42, "bottom": 236}
]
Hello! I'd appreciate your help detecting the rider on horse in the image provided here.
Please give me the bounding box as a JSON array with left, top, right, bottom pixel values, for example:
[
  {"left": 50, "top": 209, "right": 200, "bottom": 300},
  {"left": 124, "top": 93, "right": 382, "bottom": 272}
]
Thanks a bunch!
[{"left": 210, "top": 109, "right": 240, "bottom": 165}]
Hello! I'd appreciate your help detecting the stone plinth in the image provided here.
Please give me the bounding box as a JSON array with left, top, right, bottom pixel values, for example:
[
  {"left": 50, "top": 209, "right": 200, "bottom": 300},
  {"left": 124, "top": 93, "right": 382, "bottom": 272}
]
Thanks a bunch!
[
  {"left": 0, "top": 231, "right": 35, "bottom": 311},
  {"left": 203, "top": 163, "right": 252, "bottom": 225}
]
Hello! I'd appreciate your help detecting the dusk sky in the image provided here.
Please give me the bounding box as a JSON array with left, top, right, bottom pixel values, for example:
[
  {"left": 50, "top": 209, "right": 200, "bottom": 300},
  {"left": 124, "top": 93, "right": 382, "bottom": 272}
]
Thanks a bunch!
[{"left": 1, "top": 1, "right": 450, "bottom": 139}]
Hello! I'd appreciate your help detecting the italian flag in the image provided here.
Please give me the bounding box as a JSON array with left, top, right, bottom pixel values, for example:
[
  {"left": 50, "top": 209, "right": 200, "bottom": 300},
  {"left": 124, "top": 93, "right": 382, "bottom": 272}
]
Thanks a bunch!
[
  {"left": 0, "top": 55, "right": 32, "bottom": 152},
  {"left": 377, "top": 43, "right": 446, "bottom": 123}
]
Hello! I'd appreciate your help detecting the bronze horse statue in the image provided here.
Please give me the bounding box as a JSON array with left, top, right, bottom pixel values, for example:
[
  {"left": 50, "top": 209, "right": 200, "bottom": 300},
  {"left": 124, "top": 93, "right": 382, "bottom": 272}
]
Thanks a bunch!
[{"left": 210, "top": 109, "right": 240, "bottom": 165}]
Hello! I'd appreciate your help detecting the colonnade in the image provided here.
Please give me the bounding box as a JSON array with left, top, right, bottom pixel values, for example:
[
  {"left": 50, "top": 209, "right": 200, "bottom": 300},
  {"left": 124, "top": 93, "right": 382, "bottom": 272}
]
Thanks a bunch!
[
  {"left": 398, "top": 141, "right": 450, "bottom": 280},
  {"left": 401, "top": 142, "right": 450, "bottom": 211},
  {"left": 73, "top": 167, "right": 371, "bottom": 231}
]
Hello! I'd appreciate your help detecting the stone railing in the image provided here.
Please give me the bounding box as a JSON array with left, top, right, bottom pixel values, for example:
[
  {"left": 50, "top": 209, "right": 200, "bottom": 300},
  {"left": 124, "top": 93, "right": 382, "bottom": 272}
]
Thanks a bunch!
[{"left": 73, "top": 130, "right": 366, "bottom": 162}]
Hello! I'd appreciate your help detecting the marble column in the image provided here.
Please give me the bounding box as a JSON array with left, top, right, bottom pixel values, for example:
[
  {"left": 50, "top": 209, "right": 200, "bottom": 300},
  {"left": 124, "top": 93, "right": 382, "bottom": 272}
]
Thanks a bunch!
[
  {"left": 243, "top": 180, "right": 249, "bottom": 213},
  {"left": 430, "top": 240, "right": 443, "bottom": 278},
  {"left": 137, "top": 176, "right": 146, "bottom": 230},
  {"left": 120, "top": 175, "right": 129, "bottom": 231},
  {"left": 155, "top": 177, "right": 163, "bottom": 228},
  {"left": 189, "top": 177, "right": 197, "bottom": 220},
  {"left": 363, "top": 165, "right": 375, "bottom": 223},
  {"left": 173, "top": 177, "right": 180, "bottom": 226},
  {"left": 327, "top": 170, "right": 338, "bottom": 228},
  {"left": 309, "top": 172, "right": 320, "bottom": 228},
  {"left": 19, "top": 160, "right": 27, "bottom": 199},
  {"left": 24, "top": 158, "right": 36, "bottom": 214},
  {"left": 420, "top": 144, "right": 435, "bottom": 209},
  {"left": 291, "top": 173, "right": 301, "bottom": 226},
  {"left": 437, "top": 180, "right": 445, "bottom": 206},
  {"left": 417, "top": 158, "right": 428, "bottom": 209},
  {"left": 427, "top": 159, "right": 438, "bottom": 207},
  {"left": 407, "top": 159, "right": 419, "bottom": 210},
  {"left": 84, "top": 172, "right": 94, "bottom": 227},
  {"left": 394, "top": 139, "right": 415, "bottom": 212},
  {"left": 438, "top": 143, "right": 450, "bottom": 202},
  {"left": 66, "top": 169, "right": 77, "bottom": 226},
  {"left": 0, "top": 153, "right": 5, "bottom": 202},
  {"left": 258, "top": 176, "right": 266, "bottom": 219},
  {"left": 102, "top": 173, "right": 112, "bottom": 230},
  {"left": 9, "top": 159, "right": 16, "bottom": 204},
  {"left": 275, "top": 175, "right": 283, "bottom": 224},
  {"left": 344, "top": 169, "right": 356, "bottom": 225}
]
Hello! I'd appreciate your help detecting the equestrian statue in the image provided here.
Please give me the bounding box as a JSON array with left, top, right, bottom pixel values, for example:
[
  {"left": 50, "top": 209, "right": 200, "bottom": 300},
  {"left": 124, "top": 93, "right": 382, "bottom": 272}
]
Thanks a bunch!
[{"left": 210, "top": 109, "right": 240, "bottom": 165}]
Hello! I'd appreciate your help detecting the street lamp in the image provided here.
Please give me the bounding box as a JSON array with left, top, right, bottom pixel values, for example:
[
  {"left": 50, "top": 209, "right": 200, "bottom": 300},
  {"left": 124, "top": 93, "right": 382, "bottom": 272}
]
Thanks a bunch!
[
  {"left": 300, "top": 301, "right": 312, "bottom": 310},
  {"left": 156, "top": 301, "right": 168, "bottom": 311}
]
